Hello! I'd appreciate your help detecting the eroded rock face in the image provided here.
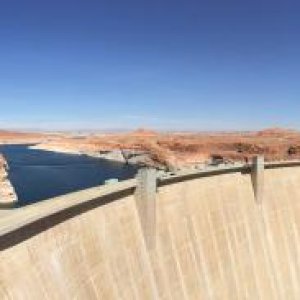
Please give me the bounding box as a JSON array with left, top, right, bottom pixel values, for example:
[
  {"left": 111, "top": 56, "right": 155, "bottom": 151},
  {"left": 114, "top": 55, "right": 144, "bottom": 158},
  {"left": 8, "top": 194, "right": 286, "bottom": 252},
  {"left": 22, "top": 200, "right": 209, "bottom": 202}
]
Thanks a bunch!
[
  {"left": 0, "top": 154, "right": 17, "bottom": 208},
  {"left": 2, "top": 128, "right": 300, "bottom": 171}
]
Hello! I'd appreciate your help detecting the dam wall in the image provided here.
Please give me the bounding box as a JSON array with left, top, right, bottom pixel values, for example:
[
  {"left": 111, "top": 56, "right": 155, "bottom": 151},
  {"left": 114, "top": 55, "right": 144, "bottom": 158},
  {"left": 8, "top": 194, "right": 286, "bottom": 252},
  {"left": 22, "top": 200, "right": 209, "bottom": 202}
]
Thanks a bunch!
[{"left": 1, "top": 162, "right": 300, "bottom": 299}]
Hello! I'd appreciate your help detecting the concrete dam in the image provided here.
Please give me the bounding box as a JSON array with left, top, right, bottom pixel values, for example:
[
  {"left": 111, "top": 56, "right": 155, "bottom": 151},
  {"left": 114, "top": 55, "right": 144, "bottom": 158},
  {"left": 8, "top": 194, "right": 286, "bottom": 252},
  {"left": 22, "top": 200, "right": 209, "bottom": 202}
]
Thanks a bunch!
[{"left": 1, "top": 160, "right": 300, "bottom": 299}]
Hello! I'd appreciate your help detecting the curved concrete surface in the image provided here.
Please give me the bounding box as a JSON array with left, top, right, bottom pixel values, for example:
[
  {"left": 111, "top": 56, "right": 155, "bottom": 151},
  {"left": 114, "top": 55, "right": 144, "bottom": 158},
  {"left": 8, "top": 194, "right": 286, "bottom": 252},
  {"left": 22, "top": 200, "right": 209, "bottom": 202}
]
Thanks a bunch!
[{"left": 1, "top": 163, "right": 300, "bottom": 299}]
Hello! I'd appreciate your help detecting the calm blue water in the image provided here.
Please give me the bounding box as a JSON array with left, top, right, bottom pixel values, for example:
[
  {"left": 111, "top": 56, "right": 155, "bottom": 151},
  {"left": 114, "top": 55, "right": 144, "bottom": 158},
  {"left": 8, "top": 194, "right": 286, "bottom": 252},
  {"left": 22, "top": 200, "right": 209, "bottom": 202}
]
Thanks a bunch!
[{"left": 0, "top": 144, "right": 137, "bottom": 206}]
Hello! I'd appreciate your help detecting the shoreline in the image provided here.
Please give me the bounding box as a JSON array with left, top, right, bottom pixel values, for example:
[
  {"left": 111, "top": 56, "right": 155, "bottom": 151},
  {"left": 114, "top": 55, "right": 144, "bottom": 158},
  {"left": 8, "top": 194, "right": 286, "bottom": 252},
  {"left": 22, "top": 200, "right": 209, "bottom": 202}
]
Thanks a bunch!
[
  {"left": 29, "top": 143, "right": 128, "bottom": 163},
  {"left": 28, "top": 143, "right": 168, "bottom": 169}
]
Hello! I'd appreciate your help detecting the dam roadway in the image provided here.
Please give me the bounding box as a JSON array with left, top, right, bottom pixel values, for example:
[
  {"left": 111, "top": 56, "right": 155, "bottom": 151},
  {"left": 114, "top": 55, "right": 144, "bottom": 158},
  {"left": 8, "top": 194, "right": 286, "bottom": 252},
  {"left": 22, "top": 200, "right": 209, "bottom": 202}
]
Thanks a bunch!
[{"left": 1, "top": 161, "right": 300, "bottom": 299}]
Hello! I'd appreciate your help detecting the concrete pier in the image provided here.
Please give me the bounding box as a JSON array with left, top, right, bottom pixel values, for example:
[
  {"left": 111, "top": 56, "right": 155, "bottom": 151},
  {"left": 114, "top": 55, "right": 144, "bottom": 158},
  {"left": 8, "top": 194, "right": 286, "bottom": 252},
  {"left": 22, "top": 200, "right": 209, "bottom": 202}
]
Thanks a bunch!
[
  {"left": 252, "top": 155, "right": 265, "bottom": 204},
  {"left": 135, "top": 168, "right": 157, "bottom": 250}
]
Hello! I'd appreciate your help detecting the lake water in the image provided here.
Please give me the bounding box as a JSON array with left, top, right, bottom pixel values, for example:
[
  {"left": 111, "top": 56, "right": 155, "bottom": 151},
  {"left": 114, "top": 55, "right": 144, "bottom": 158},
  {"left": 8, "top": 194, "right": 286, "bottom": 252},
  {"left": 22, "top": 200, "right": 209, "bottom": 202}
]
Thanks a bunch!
[{"left": 0, "top": 144, "right": 137, "bottom": 206}]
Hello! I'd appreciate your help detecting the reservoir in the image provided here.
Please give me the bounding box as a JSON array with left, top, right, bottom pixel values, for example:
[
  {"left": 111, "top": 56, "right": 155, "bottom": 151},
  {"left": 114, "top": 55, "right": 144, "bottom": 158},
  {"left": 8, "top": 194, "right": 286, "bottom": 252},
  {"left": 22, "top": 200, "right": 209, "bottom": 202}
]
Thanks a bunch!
[{"left": 0, "top": 144, "right": 137, "bottom": 206}]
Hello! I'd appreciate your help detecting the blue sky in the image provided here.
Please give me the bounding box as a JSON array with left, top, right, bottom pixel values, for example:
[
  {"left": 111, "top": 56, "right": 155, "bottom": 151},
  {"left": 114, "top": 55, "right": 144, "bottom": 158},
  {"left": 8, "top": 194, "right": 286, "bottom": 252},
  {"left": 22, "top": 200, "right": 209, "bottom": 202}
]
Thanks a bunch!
[{"left": 0, "top": 0, "right": 299, "bottom": 130}]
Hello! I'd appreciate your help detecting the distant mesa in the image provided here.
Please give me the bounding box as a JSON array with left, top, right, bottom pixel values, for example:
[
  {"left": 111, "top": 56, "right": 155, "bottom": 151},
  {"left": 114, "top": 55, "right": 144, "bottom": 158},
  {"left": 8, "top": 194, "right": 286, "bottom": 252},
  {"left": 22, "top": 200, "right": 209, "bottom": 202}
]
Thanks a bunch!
[
  {"left": 256, "top": 127, "right": 299, "bottom": 137},
  {"left": 128, "top": 128, "right": 158, "bottom": 137}
]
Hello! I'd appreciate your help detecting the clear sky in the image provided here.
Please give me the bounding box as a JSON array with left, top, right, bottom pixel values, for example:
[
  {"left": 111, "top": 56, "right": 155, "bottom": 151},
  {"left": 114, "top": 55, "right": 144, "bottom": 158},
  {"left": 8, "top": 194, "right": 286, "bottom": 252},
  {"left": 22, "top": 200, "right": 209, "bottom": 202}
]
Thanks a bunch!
[{"left": 0, "top": 0, "right": 299, "bottom": 131}]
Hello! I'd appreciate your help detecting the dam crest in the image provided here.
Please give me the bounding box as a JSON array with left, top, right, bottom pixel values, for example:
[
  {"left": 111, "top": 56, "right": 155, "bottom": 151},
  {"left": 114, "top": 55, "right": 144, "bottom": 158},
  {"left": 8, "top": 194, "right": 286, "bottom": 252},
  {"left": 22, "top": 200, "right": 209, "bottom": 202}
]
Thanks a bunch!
[{"left": 1, "top": 159, "right": 300, "bottom": 299}]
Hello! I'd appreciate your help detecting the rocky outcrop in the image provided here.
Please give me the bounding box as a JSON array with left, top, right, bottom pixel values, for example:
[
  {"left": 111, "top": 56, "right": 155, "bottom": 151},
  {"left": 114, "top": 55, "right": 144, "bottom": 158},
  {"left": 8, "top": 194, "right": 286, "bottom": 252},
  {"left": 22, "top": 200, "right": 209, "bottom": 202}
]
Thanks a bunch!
[
  {"left": 5, "top": 128, "right": 300, "bottom": 171},
  {"left": 95, "top": 149, "right": 126, "bottom": 162},
  {"left": 0, "top": 154, "right": 17, "bottom": 208}
]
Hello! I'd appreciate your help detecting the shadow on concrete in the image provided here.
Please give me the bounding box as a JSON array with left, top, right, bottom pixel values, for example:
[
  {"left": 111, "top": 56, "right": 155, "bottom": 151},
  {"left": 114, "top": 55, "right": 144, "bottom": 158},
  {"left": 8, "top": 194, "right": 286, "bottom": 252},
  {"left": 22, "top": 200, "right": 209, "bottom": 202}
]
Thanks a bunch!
[{"left": 0, "top": 187, "right": 135, "bottom": 251}]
